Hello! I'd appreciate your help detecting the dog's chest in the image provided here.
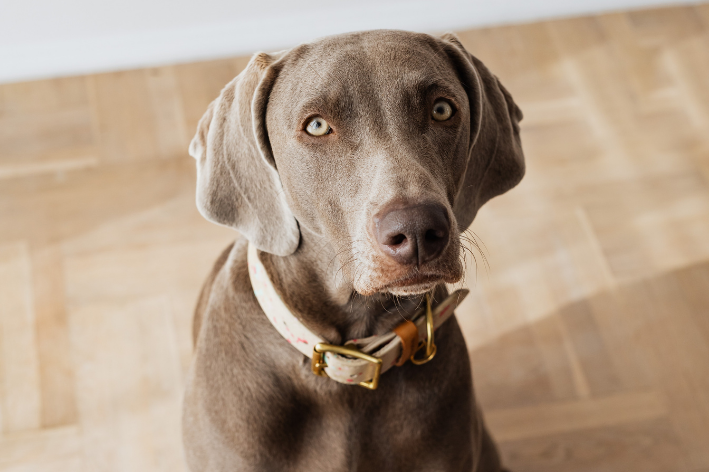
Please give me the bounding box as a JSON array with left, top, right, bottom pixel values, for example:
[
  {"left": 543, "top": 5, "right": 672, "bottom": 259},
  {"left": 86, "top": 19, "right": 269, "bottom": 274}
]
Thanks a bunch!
[
  {"left": 186, "top": 314, "right": 476, "bottom": 472},
  {"left": 196, "top": 378, "right": 473, "bottom": 471}
]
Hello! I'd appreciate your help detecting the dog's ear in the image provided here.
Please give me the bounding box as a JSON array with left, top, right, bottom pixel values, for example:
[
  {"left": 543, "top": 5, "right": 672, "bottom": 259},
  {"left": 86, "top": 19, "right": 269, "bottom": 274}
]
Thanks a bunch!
[
  {"left": 189, "top": 51, "right": 300, "bottom": 256},
  {"left": 439, "top": 33, "right": 525, "bottom": 231}
]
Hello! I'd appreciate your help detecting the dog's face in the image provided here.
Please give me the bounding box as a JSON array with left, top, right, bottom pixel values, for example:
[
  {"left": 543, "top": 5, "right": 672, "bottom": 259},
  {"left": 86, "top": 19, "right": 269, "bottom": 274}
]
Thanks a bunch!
[
  {"left": 190, "top": 30, "right": 524, "bottom": 297},
  {"left": 266, "top": 32, "right": 471, "bottom": 295}
]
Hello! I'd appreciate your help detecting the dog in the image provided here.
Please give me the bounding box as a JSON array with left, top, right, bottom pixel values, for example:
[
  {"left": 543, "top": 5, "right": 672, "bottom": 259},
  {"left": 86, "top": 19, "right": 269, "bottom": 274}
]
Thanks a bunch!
[{"left": 183, "top": 30, "right": 524, "bottom": 471}]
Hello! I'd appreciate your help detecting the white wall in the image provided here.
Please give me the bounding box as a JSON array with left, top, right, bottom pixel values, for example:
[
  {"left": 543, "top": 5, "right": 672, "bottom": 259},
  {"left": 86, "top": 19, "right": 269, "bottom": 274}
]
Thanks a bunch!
[{"left": 0, "top": 0, "right": 698, "bottom": 83}]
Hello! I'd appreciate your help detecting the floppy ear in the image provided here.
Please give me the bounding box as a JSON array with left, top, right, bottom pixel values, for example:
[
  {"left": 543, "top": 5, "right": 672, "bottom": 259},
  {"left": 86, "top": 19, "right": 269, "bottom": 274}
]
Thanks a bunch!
[
  {"left": 439, "top": 33, "right": 525, "bottom": 231},
  {"left": 189, "top": 51, "right": 300, "bottom": 256}
]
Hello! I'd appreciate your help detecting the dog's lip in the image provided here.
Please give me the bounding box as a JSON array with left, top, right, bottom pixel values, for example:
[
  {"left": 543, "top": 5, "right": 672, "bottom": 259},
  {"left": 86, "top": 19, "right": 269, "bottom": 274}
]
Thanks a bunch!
[{"left": 378, "top": 272, "right": 444, "bottom": 292}]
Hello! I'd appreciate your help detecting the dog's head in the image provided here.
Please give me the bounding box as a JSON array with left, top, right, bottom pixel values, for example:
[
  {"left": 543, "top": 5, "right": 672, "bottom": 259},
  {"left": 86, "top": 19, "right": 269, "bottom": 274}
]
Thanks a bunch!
[{"left": 190, "top": 30, "right": 524, "bottom": 296}]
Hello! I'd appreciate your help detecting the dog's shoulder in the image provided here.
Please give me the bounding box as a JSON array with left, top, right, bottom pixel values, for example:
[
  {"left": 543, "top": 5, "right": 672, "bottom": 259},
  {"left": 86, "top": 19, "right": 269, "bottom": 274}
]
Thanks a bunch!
[
  {"left": 193, "top": 240, "right": 238, "bottom": 345},
  {"left": 194, "top": 237, "right": 254, "bottom": 325}
]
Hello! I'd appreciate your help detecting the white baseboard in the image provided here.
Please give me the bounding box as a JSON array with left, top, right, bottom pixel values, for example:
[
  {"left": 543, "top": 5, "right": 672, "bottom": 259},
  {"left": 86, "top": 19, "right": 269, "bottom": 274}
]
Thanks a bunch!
[{"left": 0, "top": 0, "right": 697, "bottom": 84}]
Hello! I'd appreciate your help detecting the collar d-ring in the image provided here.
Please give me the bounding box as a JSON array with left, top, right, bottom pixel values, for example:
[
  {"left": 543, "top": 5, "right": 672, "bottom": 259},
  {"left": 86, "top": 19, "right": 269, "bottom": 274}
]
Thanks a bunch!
[{"left": 410, "top": 293, "right": 437, "bottom": 365}]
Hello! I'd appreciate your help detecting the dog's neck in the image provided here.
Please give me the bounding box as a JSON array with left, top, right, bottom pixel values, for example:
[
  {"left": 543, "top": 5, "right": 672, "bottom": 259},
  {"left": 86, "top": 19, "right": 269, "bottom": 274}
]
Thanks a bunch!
[{"left": 257, "top": 227, "right": 430, "bottom": 345}]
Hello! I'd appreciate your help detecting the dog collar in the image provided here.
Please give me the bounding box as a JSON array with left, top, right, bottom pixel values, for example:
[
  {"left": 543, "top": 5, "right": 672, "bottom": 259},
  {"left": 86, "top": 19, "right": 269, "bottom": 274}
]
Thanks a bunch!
[{"left": 247, "top": 243, "right": 468, "bottom": 390}]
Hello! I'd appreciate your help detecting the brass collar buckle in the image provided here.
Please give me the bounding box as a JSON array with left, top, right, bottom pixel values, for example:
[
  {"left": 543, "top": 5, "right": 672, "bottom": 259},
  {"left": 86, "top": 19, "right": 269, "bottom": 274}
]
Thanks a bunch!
[
  {"left": 312, "top": 343, "right": 383, "bottom": 390},
  {"left": 311, "top": 293, "right": 438, "bottom": 390}
]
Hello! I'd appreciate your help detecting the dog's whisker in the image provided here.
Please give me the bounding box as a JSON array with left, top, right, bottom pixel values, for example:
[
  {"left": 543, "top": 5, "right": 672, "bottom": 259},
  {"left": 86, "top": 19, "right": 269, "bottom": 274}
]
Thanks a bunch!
[{"left": 460, "top": 229, "right": 491, "bottom": 280}]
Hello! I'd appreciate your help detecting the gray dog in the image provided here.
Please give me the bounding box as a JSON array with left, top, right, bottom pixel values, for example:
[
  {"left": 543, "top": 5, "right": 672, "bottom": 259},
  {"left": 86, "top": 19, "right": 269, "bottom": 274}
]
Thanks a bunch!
[{"left": 183, "top": 30, "right": 524, "bottom": 471}]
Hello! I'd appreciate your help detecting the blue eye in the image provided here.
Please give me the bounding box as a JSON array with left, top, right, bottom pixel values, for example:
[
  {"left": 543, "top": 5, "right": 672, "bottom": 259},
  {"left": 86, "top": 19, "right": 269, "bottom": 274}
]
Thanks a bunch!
[
  {"left": 306, "top": 117, "right": 331, "bottom": 136},
  {"left": 432, "top": 100, "right": 453, "bottom": 121}
]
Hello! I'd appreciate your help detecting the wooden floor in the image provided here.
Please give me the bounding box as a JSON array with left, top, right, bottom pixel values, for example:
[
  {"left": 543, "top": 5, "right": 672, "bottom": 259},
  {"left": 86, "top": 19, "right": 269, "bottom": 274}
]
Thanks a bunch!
[{"left": 2, "top": 4, "right": 709, "bottom": 471}]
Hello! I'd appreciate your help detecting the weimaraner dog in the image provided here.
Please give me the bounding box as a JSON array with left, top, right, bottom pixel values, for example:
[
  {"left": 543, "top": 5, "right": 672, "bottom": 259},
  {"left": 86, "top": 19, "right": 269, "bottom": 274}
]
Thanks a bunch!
[{"left": 184, "top": 30, "right": 524, "bottom": 471}]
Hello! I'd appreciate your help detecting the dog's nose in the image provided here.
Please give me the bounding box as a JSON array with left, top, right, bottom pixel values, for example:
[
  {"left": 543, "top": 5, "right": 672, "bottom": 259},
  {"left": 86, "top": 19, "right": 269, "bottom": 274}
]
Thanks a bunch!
[{"left": 374, "top": 203, "right": 450, "bottom": 266}]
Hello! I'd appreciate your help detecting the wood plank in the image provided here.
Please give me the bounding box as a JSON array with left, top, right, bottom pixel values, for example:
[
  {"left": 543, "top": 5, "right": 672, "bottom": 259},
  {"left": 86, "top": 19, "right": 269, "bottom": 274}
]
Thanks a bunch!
[
  {"left": 143, "top": 67, "right": 190, "bottom": 159},
  {"left": 559, "top": 300, "right": 621, "bottom": 396},
  {"left": 485, "top": 390, "right": 667, "bottom": 442},
  {"left": 0, "top": 242, "right": 41, "bottom": 433},
  {"left": 643, "top": 271, "right": 709, "bottom": 469},
  {"left": 530, "top": 315, "right": 589, "bottom": 401},
  {"left": 31, "top": 245, "right": 77, "bottom": 428},
  {"left": 0, "top": 76, "right": 98, "bottom": 180},
  {"left": 0, "top": 454, "right": 84, "bottom": 472},
  {"left": 586, "top": 290, "right": 655, "bottom": 392},
  {"left": 70, "top": 297, "right": 186, "bottom": 472},
  {"left": 0, "top": 158, "right": 196, "bottom": 247},
  {"left": 87, "top": 68, "right": 187, "bottom": 162},
  {"left": 0, "top": 425, "right": 82, "bottom": 466},
  {"left": 471, "top": 325, "right": 558, "bottom": 409},
  {"left": 582, "top": 172, "right": 709, "bottom": 281},
  {"left": 499, "top": 417, "right": 688, "bottom": 472},
  {"left": 0, "top": 76, "right": 89, "bottom": 117}
]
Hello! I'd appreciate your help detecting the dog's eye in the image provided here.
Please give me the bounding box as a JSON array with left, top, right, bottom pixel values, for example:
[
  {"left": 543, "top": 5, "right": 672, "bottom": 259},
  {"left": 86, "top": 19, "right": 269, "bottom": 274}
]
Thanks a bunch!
[
  {"left": 305, "top": 117, "right": 332, "bottom": 136},
  {"left": 432, "top": 100, "right": 453, "bottom": 121}
]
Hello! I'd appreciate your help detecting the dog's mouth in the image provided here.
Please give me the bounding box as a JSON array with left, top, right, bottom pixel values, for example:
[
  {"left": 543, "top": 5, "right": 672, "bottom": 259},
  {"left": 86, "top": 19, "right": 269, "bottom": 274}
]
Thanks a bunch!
[
  {"left": 379, "top": 272, "right": 451, "bottom": 296},
  {"left": 351, "top": 231, "right": 465, "bottom": 296}
]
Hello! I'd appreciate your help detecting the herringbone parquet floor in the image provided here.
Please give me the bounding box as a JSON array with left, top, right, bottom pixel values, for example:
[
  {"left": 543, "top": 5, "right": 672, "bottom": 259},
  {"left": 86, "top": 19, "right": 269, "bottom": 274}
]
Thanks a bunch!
[{"left": 1, "top": 4, "right": 709, "bottom": 471}]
